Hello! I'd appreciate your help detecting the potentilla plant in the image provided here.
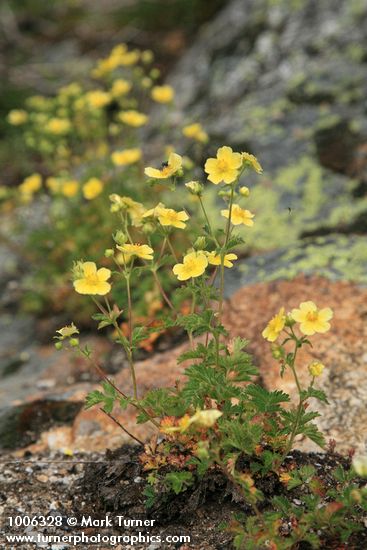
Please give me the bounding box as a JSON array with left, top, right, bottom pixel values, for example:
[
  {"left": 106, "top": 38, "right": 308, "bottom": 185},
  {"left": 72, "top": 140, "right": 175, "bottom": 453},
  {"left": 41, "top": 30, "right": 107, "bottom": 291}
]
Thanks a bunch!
[
  {"left": 3, "top": 43, "right": 208, "bottom": 318},
  {"left": 55, "top": 146, "right": 367, "bottom": 549}
]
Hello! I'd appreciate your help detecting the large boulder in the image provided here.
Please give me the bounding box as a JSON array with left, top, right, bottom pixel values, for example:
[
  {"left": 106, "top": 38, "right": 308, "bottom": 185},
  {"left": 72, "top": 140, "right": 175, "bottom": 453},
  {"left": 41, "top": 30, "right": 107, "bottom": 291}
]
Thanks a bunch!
[{"left": 152, "top": 0, "right": 367, "bottom": 284}]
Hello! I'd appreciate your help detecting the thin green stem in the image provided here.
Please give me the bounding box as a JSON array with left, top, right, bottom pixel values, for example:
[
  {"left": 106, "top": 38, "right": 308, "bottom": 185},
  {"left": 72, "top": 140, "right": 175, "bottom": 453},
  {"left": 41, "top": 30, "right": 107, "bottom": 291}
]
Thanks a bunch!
[
  {"left": 280, "top": 339, "right": 304, "bottom": 461},
  {"left": 166, "top": 233, "right": 179, "bottom": 263},
  {"left": 188, "top": 288, "right": 197, "bottom": 349},
  {"left": 198, "top": 195, "right": 219, "bottom": 246},
  {"left": 79, "top": 345, "right": 160, "bottom": 428},
  {"left": 124, "top": 273, "right": 138, "bottom": 400},
  {"left": 218, "top": 183, "right": 235, "bottom": 320}
]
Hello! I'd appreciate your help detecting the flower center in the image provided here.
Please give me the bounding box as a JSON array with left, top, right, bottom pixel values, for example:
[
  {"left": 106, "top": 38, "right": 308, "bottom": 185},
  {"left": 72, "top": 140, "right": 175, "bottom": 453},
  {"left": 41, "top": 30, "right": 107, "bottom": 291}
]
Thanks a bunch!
[
  {"left": 306, "top": 311, "right": 318, "bottom": 322},
  {"left": 86, "top": 274, "right": 99, "bottom": 284},
  {"left": 161, "top": 164, "right": 172, "bottom": 176},
  {"left": 217, "top": 159, "right": 229, "bottom": 173}
]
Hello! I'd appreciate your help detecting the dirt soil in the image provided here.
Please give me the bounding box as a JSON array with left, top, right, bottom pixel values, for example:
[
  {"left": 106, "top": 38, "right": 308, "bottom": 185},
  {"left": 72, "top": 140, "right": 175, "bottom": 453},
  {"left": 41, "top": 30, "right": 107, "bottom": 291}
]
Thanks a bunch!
[{"left": 1, "top": 446, "right": 366, "bottom": 549}]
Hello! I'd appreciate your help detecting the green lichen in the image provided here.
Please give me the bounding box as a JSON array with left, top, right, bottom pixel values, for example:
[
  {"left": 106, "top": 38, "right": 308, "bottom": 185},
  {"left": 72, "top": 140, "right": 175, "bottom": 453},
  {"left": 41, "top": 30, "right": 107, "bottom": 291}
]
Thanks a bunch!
[
  {"left": 238, "top": 235, "right": 367, "bottom": 285},
  {"left": 240, "top": 156, "right": 365, "bottom": 250}
]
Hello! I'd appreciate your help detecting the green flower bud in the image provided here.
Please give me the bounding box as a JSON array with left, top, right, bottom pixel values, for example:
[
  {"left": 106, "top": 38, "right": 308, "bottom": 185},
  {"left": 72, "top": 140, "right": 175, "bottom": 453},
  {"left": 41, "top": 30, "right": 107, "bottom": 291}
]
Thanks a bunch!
[
  {"left": 239, "top": 186, "right": 250, "bottom": 197},
  {"left": 55, "top": 342, "right": 63, "bottom": 350},
  {"left": 141, "top": 50, "right": 154, "bottom": 64},
  {"left": 104, "top": 248, "right": 114, "bottom": 258},
  {"left": 69, "top": 338, "right": 79, "bottom": 347},
  {"left": 194, "top": 236, "right": 207, "bottom": 249},
  {"left": 113, "top": 230, "right": 127, "bottom": 245},
  {"left": 218, "top": 189, "right": 235, "bottom": 199},
  {"left": 185, "top": 181, "right": 204, "bottom": 196},
  {"left": 271, "top": 344, "right": 284, "bottom": 360},
  {"left": 150, "top": 68, "right": 160, "bottom": 80}
]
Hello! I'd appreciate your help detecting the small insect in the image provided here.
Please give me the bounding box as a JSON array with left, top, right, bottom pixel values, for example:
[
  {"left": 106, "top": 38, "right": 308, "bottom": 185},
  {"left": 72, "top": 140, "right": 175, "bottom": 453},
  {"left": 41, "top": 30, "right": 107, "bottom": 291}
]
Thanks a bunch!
[
  {"left": 287, "top": 207, "right": 292, "bottom": 214},
  {"left": 161, "top": 161, "right": 169, "bottom": 168}
]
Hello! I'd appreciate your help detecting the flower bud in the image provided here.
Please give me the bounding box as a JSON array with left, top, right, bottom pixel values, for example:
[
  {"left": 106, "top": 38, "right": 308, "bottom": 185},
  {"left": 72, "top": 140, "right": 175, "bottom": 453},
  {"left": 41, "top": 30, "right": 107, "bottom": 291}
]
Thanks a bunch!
[
  {"left": 218, "top": 189, "right": 234, "bottom": 199},
  {"left": 185, "top": 181, "right": 204, "bottom": 196},
  {"left": 69, "top": 338, "right": 79, "bottom": 347},
  {"left": 55, "top": 342, "right": 63, "bottom": 350},
  {"left": 284, "top": 313, "right": 296, "bottom": 327},
  {"left": 142, "top": 222, "right": 155, "bottom": 235},
  {"left": 239, "top": 186, "right": 250, "bottom": 197},
  {"left": 194, "top": 236, "right": 207, "bottom": 249},
  {"left": 72, "top": 261, "right": 84, "bottom": 280},
  {"left": 195, "top": 441, "right": 210, "bottom": 460},
  {"left": 141, "top": 77, "right": 152, "bottom": 89},
  {"left": 113, "top": 230, "right": 127, "bottom": 245},
  {"left": 271, "top": 344, "right": 284, "bottom": 360},
  {"left": 104, "top": 248, "right": 114, "bottom": 258},
  {"left": 308, "top": 360, "right": 325, "bottom": 377},
  {"left": 150, "top": 68, "right": 160, "bottom": 80},
  {"left": 141, "top": 50, "right": 154, "bottom": 64}
]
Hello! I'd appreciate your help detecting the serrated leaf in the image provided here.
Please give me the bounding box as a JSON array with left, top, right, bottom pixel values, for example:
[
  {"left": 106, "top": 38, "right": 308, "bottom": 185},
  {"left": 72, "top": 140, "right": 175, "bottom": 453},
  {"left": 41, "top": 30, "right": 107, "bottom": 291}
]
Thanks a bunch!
[
  {"left": 245, "top": 384, "right": 290, "bottom": 413},
  {"left": 300, "top": 387, "right": 329, "bottom": 404},
  {"left": 85, "top": 390, "right": 105, "bottom": 409}
]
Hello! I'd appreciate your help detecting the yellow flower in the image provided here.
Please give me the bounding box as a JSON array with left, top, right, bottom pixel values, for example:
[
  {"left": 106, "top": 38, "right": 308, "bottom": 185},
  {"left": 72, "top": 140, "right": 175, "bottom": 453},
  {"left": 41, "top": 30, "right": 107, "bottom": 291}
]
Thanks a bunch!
[
  {"left": 279, "top": 472, "right": 291, "bottom": 485},
  {"left": 189, "top": 409, "right": 222, "bottom": 429},
  {"left": 151, "top": 85, "right": 174, "bottom": 103},
  {"left": 242, "top": 152, "right": 263, "bottom": 174},
  {"left": 157, "top": 207, "right": 189, "bottom": 229},
  {"left": 221, "top": 204, "right": 255, "bottom": 226},
  {"left": 352, "top": 455, "right": 367, "bottom": 477},
  {"left": 142, "top": 202, "right": 166, "bottom": 219},
  {"left": 291, "top": 301, "right": 333, "bottom": 335},
  {"left": 163, "top": 409, "right": 222, "bottom": 433},
  {"left": 46, "top": 177, "right": 61, "bottom": 194},
  {"left": 262, "top": 307, "right": 286, "bottom": 342},
  {"left": 55, "top": 323, "right": 79, "bottom": 340},
  {"left": 118, "top": 50, "right": 140, "bottom": 66},
  {"left": 7, "top": 109, "right": 28, "bottom": 125},
  {"left": 111, "top": 79, "right": 132, "bottom": 98},
  {"left": 110, "top": 195, "right": 145, "bottom": 226},
  {"left": 62, "top": 180, "right": 79, "bottom": 198},
  {"left": 73, "top": 262, "right": 111, "bottom": 295},
  {"left": 19, "top": 173, "right": 42, "bottom": 195},
  {"left": 46, "top": 118, "right": 70, "bottom": 135},
  {"left": 118, "top": 110, "right": 148, "bottom": 127},
  {"left": 116, "top": 243, "right": 154, "bottom": 262},
  {"left": 111, "top": 148, "right": 142, "bottom": 166},
  {"left": 173, "top": 251, "right": 208, "bottom": 281},
  {"left": 144, "top": 152, "right": 182, "bottom": 179},
  {"left": 182, "top": 123, "right": 208, "bottom": 143},
  {"left": 82, "top": 177, "right": 103, "bottom": 200},
  {"left": 204, "top": 146, "right": 242, "bottom": 184},
  {"left": 308, "top": 361, "right": 325, "bottom": 377},
  {"left": 85, "top": 90, "right": 111, "bottom": 109},
  {"left": 206, "top": 252, "right": 238, "bottom": 268}
]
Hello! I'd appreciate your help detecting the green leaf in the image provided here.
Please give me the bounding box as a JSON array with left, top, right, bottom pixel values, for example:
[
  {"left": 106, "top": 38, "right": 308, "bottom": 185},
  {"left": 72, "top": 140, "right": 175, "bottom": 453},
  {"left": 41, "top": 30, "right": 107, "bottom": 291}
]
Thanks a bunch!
[
  {"left": 143, "top": 485, "right": 157, "bottom": 508},
  {"left": 177, "top": 343, "right": 208, "bottom": 363},
  {"left": 245, "top": 384, "right": 290, "bottom": 413},
  {"left": 226, "top": 235, "right": 245, "bottom": 250},
  {"left": 85, "top": 390, "right": 105, "bottom": 409},
  {"left": 301, "top": 423, "right": 325, "bottom": 448},
  {"left": 164, "top": 471, "right": 193, "bottom": 494},
  {"left": 300, "top": 387, "right": 329, "bottom": 404},
  {"left": 220, "top": 420, "right": 262, "bottom": 454}
]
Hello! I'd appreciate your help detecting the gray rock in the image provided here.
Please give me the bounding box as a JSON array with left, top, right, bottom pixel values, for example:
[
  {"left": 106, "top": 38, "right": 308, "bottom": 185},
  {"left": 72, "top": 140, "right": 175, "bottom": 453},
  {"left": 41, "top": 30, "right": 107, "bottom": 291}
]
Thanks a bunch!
[
  {"left": 152, "top": 0, "right": 367, "bottom": 260},
  {"left": 224, "top": 234, "right": 367, "bottom": 297}
]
